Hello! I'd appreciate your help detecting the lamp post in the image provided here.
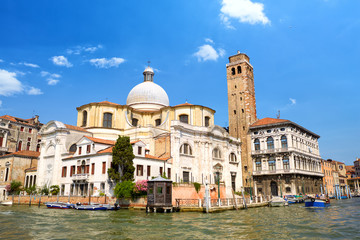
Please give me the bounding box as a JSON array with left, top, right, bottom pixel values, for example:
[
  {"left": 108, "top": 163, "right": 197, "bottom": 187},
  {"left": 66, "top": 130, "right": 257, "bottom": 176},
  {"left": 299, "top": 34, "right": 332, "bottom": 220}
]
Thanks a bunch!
[{"left": 247, "top": 176, "right": 253, "bottom": 202}]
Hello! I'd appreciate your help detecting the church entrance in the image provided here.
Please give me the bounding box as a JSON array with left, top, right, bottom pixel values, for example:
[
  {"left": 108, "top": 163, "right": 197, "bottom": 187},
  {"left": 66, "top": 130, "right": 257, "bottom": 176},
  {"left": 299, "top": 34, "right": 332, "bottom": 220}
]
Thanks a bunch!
[{"left": 271, "top": 181, "right": 278, "bottom": 196}]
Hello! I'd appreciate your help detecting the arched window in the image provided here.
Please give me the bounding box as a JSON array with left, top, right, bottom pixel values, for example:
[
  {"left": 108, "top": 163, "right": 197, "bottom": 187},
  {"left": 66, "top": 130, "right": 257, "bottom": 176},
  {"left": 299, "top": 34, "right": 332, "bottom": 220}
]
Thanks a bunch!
[
  {"left": 286, "top": 187, "right": 291, "bottom": 193},
  {"left": 82, "top": 111, "right": 88, "bottom": 127},
  {"left": 237, "top": 66, "right": 242, "bottom": 74},
  {"left": 29, "top": 175, "right": 33, "bottom": 187},
  {"left": 132, "top": 118, "right": 138, "bottom": 127},
  {"left": 255, "top": 159, "right": 262, "bottom": 171},
  {"left": 18, "top": 141, "right": 22, "bottom": 151},
  {"left": 254, "top": 138, "right": 260, "bottom": 151},
  {"left": 103, "top": 113, "right": 112, "bottom": 128},
  {"left": 155, "top": 119, "right": 161, "bottom": 126},
  {"left": 0, "top": 133, "right": 4, "bottom": 147},
  {"left": 281, "top": 135, "right": 288, "bottom": 149},
  {"left": 25, "top": 176, "right": 29, "bottom": 188},
  {"left": 180, "top": 143, "right": 192, "bottom": 155},
  {"left": 283, "top": 156, "right": 289, "bottom": 170},
  {"left": 69, "top": 144, "right": 77, "bottom": 153},
  {"left": 204, "top": 116, "right": 210, "bottom": 127},
  {"left": 231, "top": 67, "right": 235, "bottom": 75},
  {"left": 36, "top": 144, "right": 40, "bottom": 152},
  {"left": 179, "top": 114, "right": 189, "bottom": 124},
  {"left": 81, "top": 160, "right": 86, "bottom": 174},
  {"left": 267, "top": 137, "right": 274, "bottom": 150},
  {"left": 26, "top": 142, "right": 30, "bottom": 151},
  {"left": 213, "top": 148, "right": 221, "bottom": 159},
  {"left": 229, "top": 153, "right": 237, "bottom": 162},
  {"left": 33, "top": 175, "right": 36, "bottom": 187},
  {"left": 268, "top": 157, "right": 276, "bottom": 171}
]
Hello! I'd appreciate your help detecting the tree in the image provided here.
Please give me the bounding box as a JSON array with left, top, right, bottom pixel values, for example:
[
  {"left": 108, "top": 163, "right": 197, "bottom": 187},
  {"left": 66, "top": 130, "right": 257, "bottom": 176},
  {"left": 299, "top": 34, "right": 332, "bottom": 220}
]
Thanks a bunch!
[
  {"left": 114, "top": 181, "right": 135, "bottom": 198},
  {"left": 40, "top": 185, "right": 49, "bottom": 195},
  {"left": 7, "top": 181, "right": 22, "bottom": 195},
  {"left": 50, "top": 185, "right": 60, "bottom": 195},
  {"left": 25, "top": 186, "right": 37, "bottom": 195},
  {"left": 108, "top": 136, "right": 135, "bottom": 182}
]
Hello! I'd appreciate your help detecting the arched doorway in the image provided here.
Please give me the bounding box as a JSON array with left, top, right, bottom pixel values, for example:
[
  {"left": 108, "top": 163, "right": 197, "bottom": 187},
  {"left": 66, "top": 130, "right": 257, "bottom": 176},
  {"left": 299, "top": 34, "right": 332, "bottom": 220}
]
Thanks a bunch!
[{"left": 271, "top": 181, "right": 278, "bottom": 196}]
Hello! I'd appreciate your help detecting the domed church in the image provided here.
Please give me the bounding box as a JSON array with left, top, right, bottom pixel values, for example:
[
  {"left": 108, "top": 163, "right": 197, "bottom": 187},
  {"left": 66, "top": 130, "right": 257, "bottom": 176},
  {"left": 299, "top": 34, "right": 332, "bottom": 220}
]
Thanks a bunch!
[{"left": 36, "top": 65, "right": 242, "bottom": 198}]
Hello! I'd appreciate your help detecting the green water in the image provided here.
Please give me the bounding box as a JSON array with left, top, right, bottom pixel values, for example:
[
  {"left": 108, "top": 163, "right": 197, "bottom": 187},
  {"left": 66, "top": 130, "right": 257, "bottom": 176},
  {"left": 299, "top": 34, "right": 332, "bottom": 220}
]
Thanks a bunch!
[{"left": 1, "top": 198, "right": 360, "bottom": 240}]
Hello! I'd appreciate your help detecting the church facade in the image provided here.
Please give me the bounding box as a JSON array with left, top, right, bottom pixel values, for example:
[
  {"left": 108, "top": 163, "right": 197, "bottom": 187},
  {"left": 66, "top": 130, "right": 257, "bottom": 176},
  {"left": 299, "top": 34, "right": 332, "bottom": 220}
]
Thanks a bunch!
[{"left": 36, "top": 65, "right": 242, "bottom": 198}]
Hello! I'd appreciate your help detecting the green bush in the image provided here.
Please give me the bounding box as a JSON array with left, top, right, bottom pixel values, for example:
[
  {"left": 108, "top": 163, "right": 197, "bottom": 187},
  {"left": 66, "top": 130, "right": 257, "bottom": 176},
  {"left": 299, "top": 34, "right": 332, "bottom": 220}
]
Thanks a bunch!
[
  {"left": 40, "top": 185, "right": 49, "bottom": 195},
  {"left": 8, "top": 181, "right": 22, "bottom": 194},
  {"left": 50, "top": 185, "right": 60, "bottom": 195},
  {"left": 193, "top": 182, "right": 201, "bottom": 193},
  {"left": 114, "top": 181, "right": 135, "bottom": 198},
  {"left": 25, "top": 185, "right": 37, "bottom": 195}
]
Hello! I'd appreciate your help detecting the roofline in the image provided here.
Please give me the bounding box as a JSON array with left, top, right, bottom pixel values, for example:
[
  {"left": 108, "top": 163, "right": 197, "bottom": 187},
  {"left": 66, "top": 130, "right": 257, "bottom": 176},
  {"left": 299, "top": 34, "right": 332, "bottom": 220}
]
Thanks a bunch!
[
  {"left": 250, "top": 120, "right": 320, "bottom": 138},
  {"left": 172, "top": 104, "right": 216, "bottom": 113}
]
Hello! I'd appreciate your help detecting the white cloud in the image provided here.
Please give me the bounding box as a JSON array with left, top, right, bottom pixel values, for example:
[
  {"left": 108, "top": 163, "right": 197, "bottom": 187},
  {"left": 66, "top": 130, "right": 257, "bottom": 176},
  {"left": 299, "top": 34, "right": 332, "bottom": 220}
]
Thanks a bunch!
[
  {"left": 47, "top": 78, "right": 59, "bottom": 85},
  {"left": 193, "top": 44, "right": 225, "bottom": 62},
  {"left": 289, "top": 98, "right": 296, "bottom": 105},
  {"left": 0, "top": 69, "right": 23, "bottom": 96},
  {"left": 0, "top": 100, "right": 2, "bottom": 107},
  {"left": 22, "top": 62, "right": 40, "bottom": 68},
  {"left": 0, "top": 59, "right": 4, "bottom": 63},
  {"left": 27, "top": 87, "right": 43, "bottom": 95},
  {"left": 205, "top": 38, "right": 214, "bottom": 44},
  {"left": 67, "top": 44, "right": 103, "bottom": 55},
  {"left": 220, "top": 0, "right": 270, "bottom": 26},
  {"left": 50, "top": 56, "right": 73, "bottom": 67},
  {"left": 89, "top": 57, "right": 125, "bottom": 68},
  {"left": 41, "top": 71, "right": 61, "bottom": 85}
]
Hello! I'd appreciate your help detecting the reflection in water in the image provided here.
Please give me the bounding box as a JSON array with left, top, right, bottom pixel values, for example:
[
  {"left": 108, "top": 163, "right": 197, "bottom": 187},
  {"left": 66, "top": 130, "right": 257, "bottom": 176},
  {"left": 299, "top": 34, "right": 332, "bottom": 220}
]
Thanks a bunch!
[{"left": 1, "top": 198, "right": 360, "bottom": 239}]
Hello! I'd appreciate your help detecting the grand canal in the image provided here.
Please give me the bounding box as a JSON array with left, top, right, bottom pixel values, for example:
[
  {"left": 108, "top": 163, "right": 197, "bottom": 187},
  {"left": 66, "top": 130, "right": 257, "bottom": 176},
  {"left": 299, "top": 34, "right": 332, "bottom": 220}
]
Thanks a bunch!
[{"left": 1, "top": 198, "right": 359, "bottom": 239}]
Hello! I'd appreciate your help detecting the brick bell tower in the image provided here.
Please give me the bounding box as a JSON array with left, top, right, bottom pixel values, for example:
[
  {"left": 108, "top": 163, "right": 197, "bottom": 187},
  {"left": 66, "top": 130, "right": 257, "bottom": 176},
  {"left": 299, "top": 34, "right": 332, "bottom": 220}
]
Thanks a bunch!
[{"left": 226, "top": 51, "right": 257, "bottom": 192}]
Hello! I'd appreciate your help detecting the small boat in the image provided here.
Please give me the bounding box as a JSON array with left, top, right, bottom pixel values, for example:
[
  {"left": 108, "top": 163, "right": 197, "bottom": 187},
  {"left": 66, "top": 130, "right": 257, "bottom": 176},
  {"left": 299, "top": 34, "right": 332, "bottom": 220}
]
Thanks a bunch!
[
  {"left": 45, "top": 202, "right": 75, "bottom": 209},
  {"left": 284, "top": 195, "right": 297, "bottom": 204},
  {"left": 269, "top": 196, "right": 288, "bottom": 207},
  {"left": 74, "top": 203, "right": 109, "bottom": 211},
  {"left": 0, "top": 201, "right": 13, "bottom": 206},
  {"left": 304, "top": 198, "right": 330, "bottom": 207}
]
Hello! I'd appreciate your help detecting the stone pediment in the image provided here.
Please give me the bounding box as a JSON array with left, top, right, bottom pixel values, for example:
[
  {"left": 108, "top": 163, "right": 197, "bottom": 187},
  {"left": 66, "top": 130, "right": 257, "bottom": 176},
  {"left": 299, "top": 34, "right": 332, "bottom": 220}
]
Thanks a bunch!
[
  {"left": 39, "top": 120, "right": 67, "bottom": 135},
  {"left": 210, "top": 125, "right": 226, "bottom": 137}
]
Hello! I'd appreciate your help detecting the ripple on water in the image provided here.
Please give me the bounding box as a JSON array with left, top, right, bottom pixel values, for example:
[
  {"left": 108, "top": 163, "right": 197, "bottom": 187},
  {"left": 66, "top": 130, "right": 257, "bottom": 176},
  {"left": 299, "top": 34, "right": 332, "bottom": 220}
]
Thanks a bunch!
[{"left": 1, "top": 198, "right": 360, "bottom": 239}]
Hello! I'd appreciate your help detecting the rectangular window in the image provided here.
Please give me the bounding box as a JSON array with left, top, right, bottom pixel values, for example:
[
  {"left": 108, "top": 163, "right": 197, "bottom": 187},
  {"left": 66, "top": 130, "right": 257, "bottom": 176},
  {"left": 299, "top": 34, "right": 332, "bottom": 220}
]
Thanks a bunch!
[
  {"left": 85, "top": 165, "right": 89, "bottom": 174},
  {"left": 79, "top": 147, "right": 82, "bottom": 155},
  {"left": 283, "top": 159, "right": 290, "bottom": 170},
  {"left": 167, "top": 168, "right": 171, "bottom": 178},
  {"left": 70, "top": 165, "right": 75, "bottom": 176},
  {"left": 138, "top": 146, "right": 142, "bottom": 155},
  {"left": 91, "top": 163, "right": 95, "bottom": 175},
  {"left": 100, "top": 182, "right": 105, "bottom": 191},
  {"left": 102, "top": 162, "right": 106, "bottom": 174},
  {"left": 62, "top": 166, "right": 67, "bottom": 178},
  {"left": 20, "top": 126, "right": 24, "bottom": 132},
  {"left": 269, "top": 160, "right": 276, "bottom": 171},
  {"left": 27, "top": 137, "right": 31, "bottom": 141},
  {"left": 137, "top": 165, "right": 143, "bottom": 176},
  {"left": 29, "top": 128, "right": 32, "bottom": 133},
  {"left": 147, "top": 166, "right": 151, "bottom": 178},
  {"left": 256, "top": 161, "right": 262, "bottom": 171},
  {"left": 160, "top": 167, "right": 163, "bottom": 176},
  {"left": 87, "top": 145, "right": 91, "bottom": 153},
  {"left": 183, "top": 171, "right": 189, "bottom": 183}
]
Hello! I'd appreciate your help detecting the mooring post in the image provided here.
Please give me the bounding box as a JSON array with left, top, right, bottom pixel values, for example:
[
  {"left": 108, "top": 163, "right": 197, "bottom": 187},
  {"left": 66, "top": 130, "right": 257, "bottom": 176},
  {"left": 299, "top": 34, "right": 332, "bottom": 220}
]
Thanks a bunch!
[
  {"left": 38, "top": 194, "right": 42, "bottom": 208},
  {"left": 29, "top": 194, "right": 32, "bottom": 207},
  {"left": 17, "top": 195, "right": 20, "bottom": 205},
  {"left": 57, "top": 194, "right": 59, "bottom": 202}
]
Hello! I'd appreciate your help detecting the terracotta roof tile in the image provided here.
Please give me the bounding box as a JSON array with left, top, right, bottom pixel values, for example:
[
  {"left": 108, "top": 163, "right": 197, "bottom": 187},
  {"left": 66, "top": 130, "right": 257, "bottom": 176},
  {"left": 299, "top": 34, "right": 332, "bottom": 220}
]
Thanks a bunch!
[
  {"left": 0, "top": 115, "right": 40, "bottom": 127},
  {"left": 64, "top": 124, "right": 89, "bottom": 133},
  {"left": 174, "top": 102, "right": 194, "bottom": 107},
  {"left": 0, "top": 150, "right": 40, "bottom": 158},
  {"left": 130, "top": 140, "right": 141, "bottom": 144},
  {"left": 98, "top": 146, "right": 113, "bottom": 154},
  {"left": 251, "top": 117, "right": 290, "bottom": 127},
  {"left": 85, "top": 136, "right": 115, "bottom": 145},
  {"left": 145, "top": 154, "right": 168, "bottom": 161}
]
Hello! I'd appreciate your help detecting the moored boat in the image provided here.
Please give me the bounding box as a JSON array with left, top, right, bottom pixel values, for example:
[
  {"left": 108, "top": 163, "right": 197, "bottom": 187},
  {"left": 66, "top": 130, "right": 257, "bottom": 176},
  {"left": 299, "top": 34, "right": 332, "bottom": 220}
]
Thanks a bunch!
[
  {"left": 304, "top": 198, "right": 330, "bottom": 207},
  {"left": 45, "top": 202, "right": 75, "bottom": 209},
  {"left": 269, "top": 196, "right": 288, "bottom": 207},
  {"left": 0, "top": 201, "right": 13, "bottom": 206},
  {"left": 74, "top": 203, "right": 109, "bottom": 210}
]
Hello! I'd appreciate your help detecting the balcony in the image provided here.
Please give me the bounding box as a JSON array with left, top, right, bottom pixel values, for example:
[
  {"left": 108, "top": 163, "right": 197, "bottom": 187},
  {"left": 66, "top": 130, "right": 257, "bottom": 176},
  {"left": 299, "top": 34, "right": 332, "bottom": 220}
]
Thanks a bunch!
[
  {"left": 72, "top": 173, "right": 89, "bottom": 181},
  {"left": 0, "top": 146, "right": 8, "bottom": 152},
  {"left": 253, "top": 168, "right": 324, "bottom": 177},
  {"left": 252, "top": 148, "right": 289, "bottom": 155}
]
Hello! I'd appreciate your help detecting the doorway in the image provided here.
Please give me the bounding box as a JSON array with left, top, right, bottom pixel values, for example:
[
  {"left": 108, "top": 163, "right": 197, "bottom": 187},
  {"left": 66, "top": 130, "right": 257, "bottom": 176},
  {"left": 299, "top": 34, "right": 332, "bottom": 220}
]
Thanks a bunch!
[{"left": 271, "top": 181, "right": 278, "bottom": 196}]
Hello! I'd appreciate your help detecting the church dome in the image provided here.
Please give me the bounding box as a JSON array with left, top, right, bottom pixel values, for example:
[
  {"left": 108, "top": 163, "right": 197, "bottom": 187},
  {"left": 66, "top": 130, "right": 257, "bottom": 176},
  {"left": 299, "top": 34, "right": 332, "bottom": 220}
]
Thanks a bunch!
[{"left": 126, "top": 67, "right": 169, "bottom": 112}]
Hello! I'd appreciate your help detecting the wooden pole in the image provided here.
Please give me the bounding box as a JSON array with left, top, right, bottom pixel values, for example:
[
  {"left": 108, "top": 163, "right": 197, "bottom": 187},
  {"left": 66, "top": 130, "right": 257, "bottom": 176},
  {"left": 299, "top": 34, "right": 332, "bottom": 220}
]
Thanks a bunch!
[
  {"left": 232, "top": 189, "right": 238, "bottom": 210},
  {"left": 29, "top": 194, "right": 32, "bottom": 207},
  {"left": 38, "top": 194, "right": 41, "bottom": 207}
]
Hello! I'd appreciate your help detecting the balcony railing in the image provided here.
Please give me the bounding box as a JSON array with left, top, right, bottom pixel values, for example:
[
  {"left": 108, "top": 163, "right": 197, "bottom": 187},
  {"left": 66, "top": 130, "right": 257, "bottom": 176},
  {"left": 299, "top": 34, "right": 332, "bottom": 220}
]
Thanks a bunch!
[
  {"left": 72, "top": 173, "right": 89, "bottom": 181},
  {"left": 0, "top": 146, "right": 8, "bottom": 152},
  {"left": 252, "top": 148, "right": 288, "bottom": 155}
]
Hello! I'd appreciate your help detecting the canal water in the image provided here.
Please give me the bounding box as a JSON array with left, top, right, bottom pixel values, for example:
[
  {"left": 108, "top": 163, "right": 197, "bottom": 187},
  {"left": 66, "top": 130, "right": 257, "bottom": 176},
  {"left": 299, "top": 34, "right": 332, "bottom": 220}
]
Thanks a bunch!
[{"left": 1, "top": 198, "right": 360, "bottom": 240}]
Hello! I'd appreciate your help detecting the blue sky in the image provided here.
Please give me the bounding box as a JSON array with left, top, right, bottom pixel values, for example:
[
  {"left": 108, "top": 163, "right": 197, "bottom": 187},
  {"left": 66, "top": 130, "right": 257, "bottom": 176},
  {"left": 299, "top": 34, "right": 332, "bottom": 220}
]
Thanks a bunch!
[{"left": 0, "top": 0, "right": 359, "bottom": 165}]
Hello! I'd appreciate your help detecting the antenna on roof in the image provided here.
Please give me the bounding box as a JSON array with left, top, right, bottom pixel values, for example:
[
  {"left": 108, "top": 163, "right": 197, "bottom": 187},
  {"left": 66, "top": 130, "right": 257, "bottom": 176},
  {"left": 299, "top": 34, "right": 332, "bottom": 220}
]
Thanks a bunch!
[
  {"left": 276, "top": 110, "right": 280, "bottom": 119},
  {"left": 147, "top": 60, "right": 151, "bottom": 67}
]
